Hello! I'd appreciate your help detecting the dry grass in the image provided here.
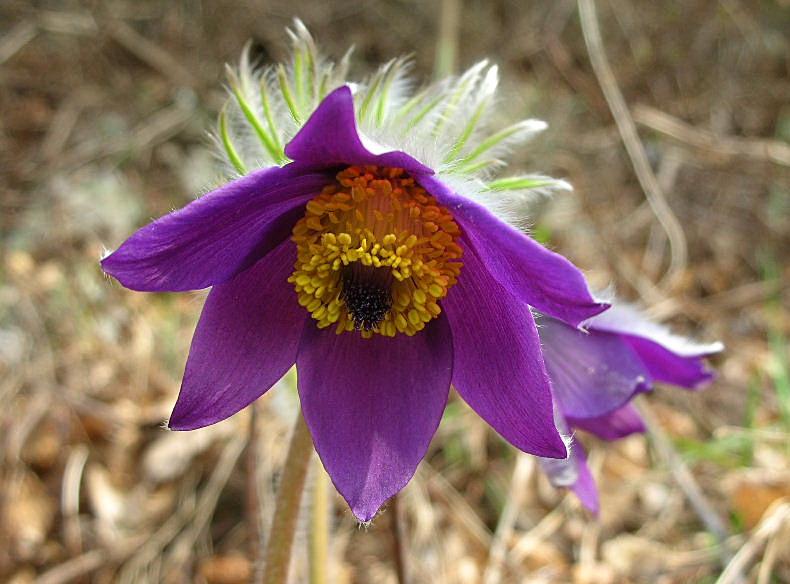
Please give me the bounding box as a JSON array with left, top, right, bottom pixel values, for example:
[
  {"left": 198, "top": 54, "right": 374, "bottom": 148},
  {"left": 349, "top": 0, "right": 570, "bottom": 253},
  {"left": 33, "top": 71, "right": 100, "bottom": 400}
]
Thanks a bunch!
[{"left": 1, "top": 1, "right": 789, "bottom": 582}]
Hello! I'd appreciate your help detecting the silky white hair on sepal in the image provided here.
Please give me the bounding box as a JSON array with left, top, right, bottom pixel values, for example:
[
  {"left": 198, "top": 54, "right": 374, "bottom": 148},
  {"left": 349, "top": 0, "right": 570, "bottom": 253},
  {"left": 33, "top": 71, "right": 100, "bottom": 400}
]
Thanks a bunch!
[{"left": 215, "top": 19, "right": 574, "bottom": 229}]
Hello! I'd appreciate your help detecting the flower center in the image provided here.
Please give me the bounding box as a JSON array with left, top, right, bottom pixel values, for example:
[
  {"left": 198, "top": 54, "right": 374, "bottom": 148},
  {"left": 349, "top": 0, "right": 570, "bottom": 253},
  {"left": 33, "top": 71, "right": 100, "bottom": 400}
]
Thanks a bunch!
[{"left": 289, "top": 166, "right": 463, "bottom": 337}]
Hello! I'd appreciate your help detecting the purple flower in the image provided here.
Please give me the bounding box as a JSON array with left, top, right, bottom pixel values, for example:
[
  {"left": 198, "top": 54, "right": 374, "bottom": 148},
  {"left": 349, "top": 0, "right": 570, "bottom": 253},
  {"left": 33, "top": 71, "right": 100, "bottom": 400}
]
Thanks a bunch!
[
  {"left": 101, "top": 29, "right": 608, "bottom": 521},
  {"left": 536, "top": 303, "right": 723, "bottom": 513}
]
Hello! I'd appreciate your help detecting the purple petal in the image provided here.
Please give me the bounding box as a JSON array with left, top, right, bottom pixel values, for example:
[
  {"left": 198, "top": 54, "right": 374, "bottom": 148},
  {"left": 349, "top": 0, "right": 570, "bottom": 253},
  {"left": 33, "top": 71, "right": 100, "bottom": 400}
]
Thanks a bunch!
[
  {"left": 568, "top": 403, "right": 646, "bottom": 441},
  {"left": 296, "top": 317, "right": 453, "bottom": 522},
  {"left": 570, "top": 446, "right": 599, "bottom": 514},
  {"left": 444, "top": 244, "right": 566, "bottom": 458},
  {"left": 102, "top": 163, "right": 332, "bottom": 292},
  {"left": 624, "top": 337, "right": 716, "bottom": 389},
  {"left": 539, "top": 439, "right": 599, "bottom": 514},
  {"left": 168, "top": 240, "right": 304, "bottom": 430},
  {"left": 539, "top": 316, "right": 650, "bottom": 419},
  {"left": 417, "top": 174, "right": 607, "bottom": 328},
  {"left": 588, "top": 303, "right": 722, "bottom": 389},
  {"left": 284, "top": 86, "right": 433, "bottom": 176}
]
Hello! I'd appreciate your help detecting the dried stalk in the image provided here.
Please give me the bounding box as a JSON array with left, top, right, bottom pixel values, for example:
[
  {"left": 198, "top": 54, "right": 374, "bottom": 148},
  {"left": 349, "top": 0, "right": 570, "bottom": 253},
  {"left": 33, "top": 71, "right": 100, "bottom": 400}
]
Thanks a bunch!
[
  {"left": 578, "top": 0, "right": 688, "bottom": 290},
  {"left": 262, "top": 411, "right": 313, "bottom": 584}
]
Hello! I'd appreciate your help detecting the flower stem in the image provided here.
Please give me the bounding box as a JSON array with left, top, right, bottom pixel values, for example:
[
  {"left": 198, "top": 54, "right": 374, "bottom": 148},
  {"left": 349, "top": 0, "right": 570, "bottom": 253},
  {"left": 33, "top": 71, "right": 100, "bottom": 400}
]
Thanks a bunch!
[
  {"left": 309, "top": 458, "right": 330, "bottom": 584},
  {"left": 262, "top": 410, "right": 313, "bottom": 584},
  {"left": 390, "top": 494, "right": 410, "bottom": 584},
  {"left": 246, "top": 404, "right": 262, "bottom": 574}
]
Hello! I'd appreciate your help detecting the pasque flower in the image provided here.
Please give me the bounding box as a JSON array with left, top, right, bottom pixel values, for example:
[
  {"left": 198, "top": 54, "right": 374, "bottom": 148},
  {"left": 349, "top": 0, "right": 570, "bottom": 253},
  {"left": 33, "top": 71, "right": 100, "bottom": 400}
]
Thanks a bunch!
[
  {"left": 536, "top": 302, "right": 723, "bottom": 513},
  {"left": 101, "top": 22, "right": 607, "bottom": 521}
]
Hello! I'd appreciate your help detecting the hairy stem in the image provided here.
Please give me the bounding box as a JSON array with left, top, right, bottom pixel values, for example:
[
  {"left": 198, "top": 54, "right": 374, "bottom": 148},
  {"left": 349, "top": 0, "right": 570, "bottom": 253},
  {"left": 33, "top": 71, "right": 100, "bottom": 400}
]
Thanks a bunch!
[
  {"left": 309, "top": 458, "right": 330, "bottom": 584},
  {"left": 246, "top": 405, "right": 262, "bottom": 576},
  {"left": 390, "top": 494, "right": 409, "bottom": 584},
  {"left": 262, "top": 410, "right": 313, "bottom": 584}
]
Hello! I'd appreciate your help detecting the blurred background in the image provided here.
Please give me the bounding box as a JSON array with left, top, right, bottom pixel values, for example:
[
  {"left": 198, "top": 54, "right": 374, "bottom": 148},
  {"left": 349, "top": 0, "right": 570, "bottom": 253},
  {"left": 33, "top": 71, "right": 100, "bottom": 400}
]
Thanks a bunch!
[{"left": 1, "top": 1, "right": 789, "bottom": 582}]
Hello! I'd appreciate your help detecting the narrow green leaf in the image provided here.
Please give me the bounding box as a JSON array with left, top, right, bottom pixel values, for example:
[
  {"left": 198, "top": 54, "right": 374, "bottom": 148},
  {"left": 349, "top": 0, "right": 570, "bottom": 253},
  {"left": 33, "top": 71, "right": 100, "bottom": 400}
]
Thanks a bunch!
[
  {"left": 305, "top": 45, "right": 318, "bottom": 104},
  {"left": 458, "top": 120, "right": 537, "bottom": 166},
  {"left": 485, "top": 176, "right": 565, "bottom": 191},
  {"left": 278, "top": 64, "right": 302, "bottom": 124},
  {"left": 230, "top": 82, "right": 281, "bottom": 162},
  {"left": 258, "top": 78, "right": 284, "bottom": 162},
  {"left": 218, "top": 108, "right": 247, "bottom": 174},
  {"left": 358, "top": 65, "right": 387, "bottom": 124},
  {"left": 444, "top": 99, "right": 488, "bottom": 163},
  {"left": 318, "top": 70, "right": 331, "bottom": 99},
  {"left": 453, "top": 157, "right": 501, "bottom": 175},
  {"left": 375, "top": 59, "right": 403, "bottom": 127},
  {"left": 405, "top": 92, "right": 445, "bottom": 131},
  {"left": 293, "top": 49, "right": 306, "bottom": 112},
  {"left": 432, "top": 63, "right": 484, "bottom": 136},
  {"left": 394, "top": 89, "right": 428, "bottom": 122}
]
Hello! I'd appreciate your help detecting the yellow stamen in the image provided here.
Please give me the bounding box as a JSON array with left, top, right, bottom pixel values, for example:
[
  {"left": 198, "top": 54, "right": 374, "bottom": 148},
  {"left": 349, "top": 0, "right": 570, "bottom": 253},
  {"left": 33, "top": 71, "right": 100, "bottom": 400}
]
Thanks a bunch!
[{"left": 289, "top": 166, "right": 463, "bottom": 337}]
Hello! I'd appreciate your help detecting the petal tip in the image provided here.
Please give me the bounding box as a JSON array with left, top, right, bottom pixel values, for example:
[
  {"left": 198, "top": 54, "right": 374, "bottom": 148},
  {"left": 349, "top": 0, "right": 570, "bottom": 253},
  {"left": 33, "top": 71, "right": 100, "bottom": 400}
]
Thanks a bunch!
[
  {"left": 580, "top": 300, "right": 612, "bottom": 328},
  {"left": 686, "top": 367, "right": 717, "bottom": 390},
  {"left": 540, "top": 431, "right": 572, "bottom": 459},
  {"left": 580, "top": 497, "right": 600, "bottom": 516},
  {"left": 99, "top": 252, "right": 144, "bottom": 291},
  {"left": 351, "top": 505, "right": 379, "bottom": 524},
  {"left": 166, "top": 408, "right": 208, "bottom": 432}
]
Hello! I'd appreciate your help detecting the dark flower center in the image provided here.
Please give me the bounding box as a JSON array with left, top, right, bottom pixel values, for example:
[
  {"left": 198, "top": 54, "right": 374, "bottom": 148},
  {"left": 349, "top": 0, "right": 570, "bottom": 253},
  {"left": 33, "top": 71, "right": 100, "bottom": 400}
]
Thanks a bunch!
[{"left": 340, "top": 265, "right": 393, "bottom": 331}]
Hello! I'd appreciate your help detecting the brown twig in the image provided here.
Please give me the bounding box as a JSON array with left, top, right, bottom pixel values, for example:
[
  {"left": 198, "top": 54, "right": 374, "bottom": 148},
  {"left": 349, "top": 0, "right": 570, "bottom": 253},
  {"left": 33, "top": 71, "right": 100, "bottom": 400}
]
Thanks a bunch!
[
  {"left": 0, "top": 21, "right": 37, "bottom": 65},
  {"left": 482, "top": 455, "right": 534, "bottom": 584},
  {"left": 577, "top": 0, "right": 688, "bottom": 290},
  {"left": 104, "top": 19, "right": 199, "bottom": 88},
  {"left": 637, "top": 400, "right": 728, "bottom": 539},
  {"left": 163, "top": 434, "right": 248, "bottom": 575},
  {"left": 633, "top": 104, "right": 790, "bottom": 168},
  {"left": 636, "top": 399, "right": 743, "bottom": 581},
  {"left": 716, "top": 501, "right": 790, "bottom": 584},
  {"left": 60, "top": 445, "right": 89, "bottom": 557},
  {"left": 419, "top": 465, "right": 492, "bottom": 551}
]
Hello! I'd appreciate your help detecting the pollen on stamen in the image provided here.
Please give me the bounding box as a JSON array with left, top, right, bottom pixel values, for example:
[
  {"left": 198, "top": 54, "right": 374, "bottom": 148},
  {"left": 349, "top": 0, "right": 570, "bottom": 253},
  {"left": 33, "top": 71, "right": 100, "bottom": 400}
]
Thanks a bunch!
[{"left": 288, "top": 165, "right": 463, "bottom": 337}]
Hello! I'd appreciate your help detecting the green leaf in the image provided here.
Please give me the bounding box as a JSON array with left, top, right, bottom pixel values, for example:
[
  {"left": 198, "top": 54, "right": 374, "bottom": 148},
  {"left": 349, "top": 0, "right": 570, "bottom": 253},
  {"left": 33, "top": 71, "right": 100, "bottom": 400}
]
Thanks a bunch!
[
  {"left": 404, "top": 92, "right": 445, "bottom": 131},
  {"left": 444, "top": 99, "right": 488, "bottom": 163},
  {"left": 458, "top": 120, "right": 542, "bottom": 168},
  {"left": 229, "top": 73, "right": 282, "bottom": 162},
  {"left": 485, "top": 176, "right": 567, "bottom": 192},
  {"left": 258, "top": 78, "right": 285, "bottom": 163},
  {"left": 218, "top": 107, "right": 246, "bottom": 174},
  {"left": 278, "top": 64, "right": 302, "bottom": 124},
  {"left": 358, "top": 62, "right": 389, "bottom": 124}
]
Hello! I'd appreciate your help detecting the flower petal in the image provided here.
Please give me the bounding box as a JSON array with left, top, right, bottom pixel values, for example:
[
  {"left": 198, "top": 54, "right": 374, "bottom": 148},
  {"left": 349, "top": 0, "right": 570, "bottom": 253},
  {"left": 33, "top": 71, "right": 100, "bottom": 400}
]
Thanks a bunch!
[
  {"left": 296, "top": 316, "right": 453, "bottom": 522},
  {"left": 102, "top": 163, "right": 332, "bottom": 292},
  {"left": 587, "top": 303, "right": 722, "bottom": 389},
  {"left": 624, "top": 337, "right": 716, "bottom": 389},
  {"left": 568, "top": 403, "right": 646, "bottom": 441},
  {"left": 539, "top": 440, "right": 599, "bottom": 514},
  {"left": 570, "top": 446, "right": 599, "bottom": 514},
  {"left": 284, "top": 85, "right": 434, "bottom": 176},
  {"left": 444, "top": 245, "right": 567, "bottom": 458},
  {"left": 168, "top": 240, "right": 304, "bottom": 430},
  {"left": 539, "top": 316, "right": 650, "bottom": 419},
  {"left": 417, "top": 174, "right": 607, "bottom": 327}
]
